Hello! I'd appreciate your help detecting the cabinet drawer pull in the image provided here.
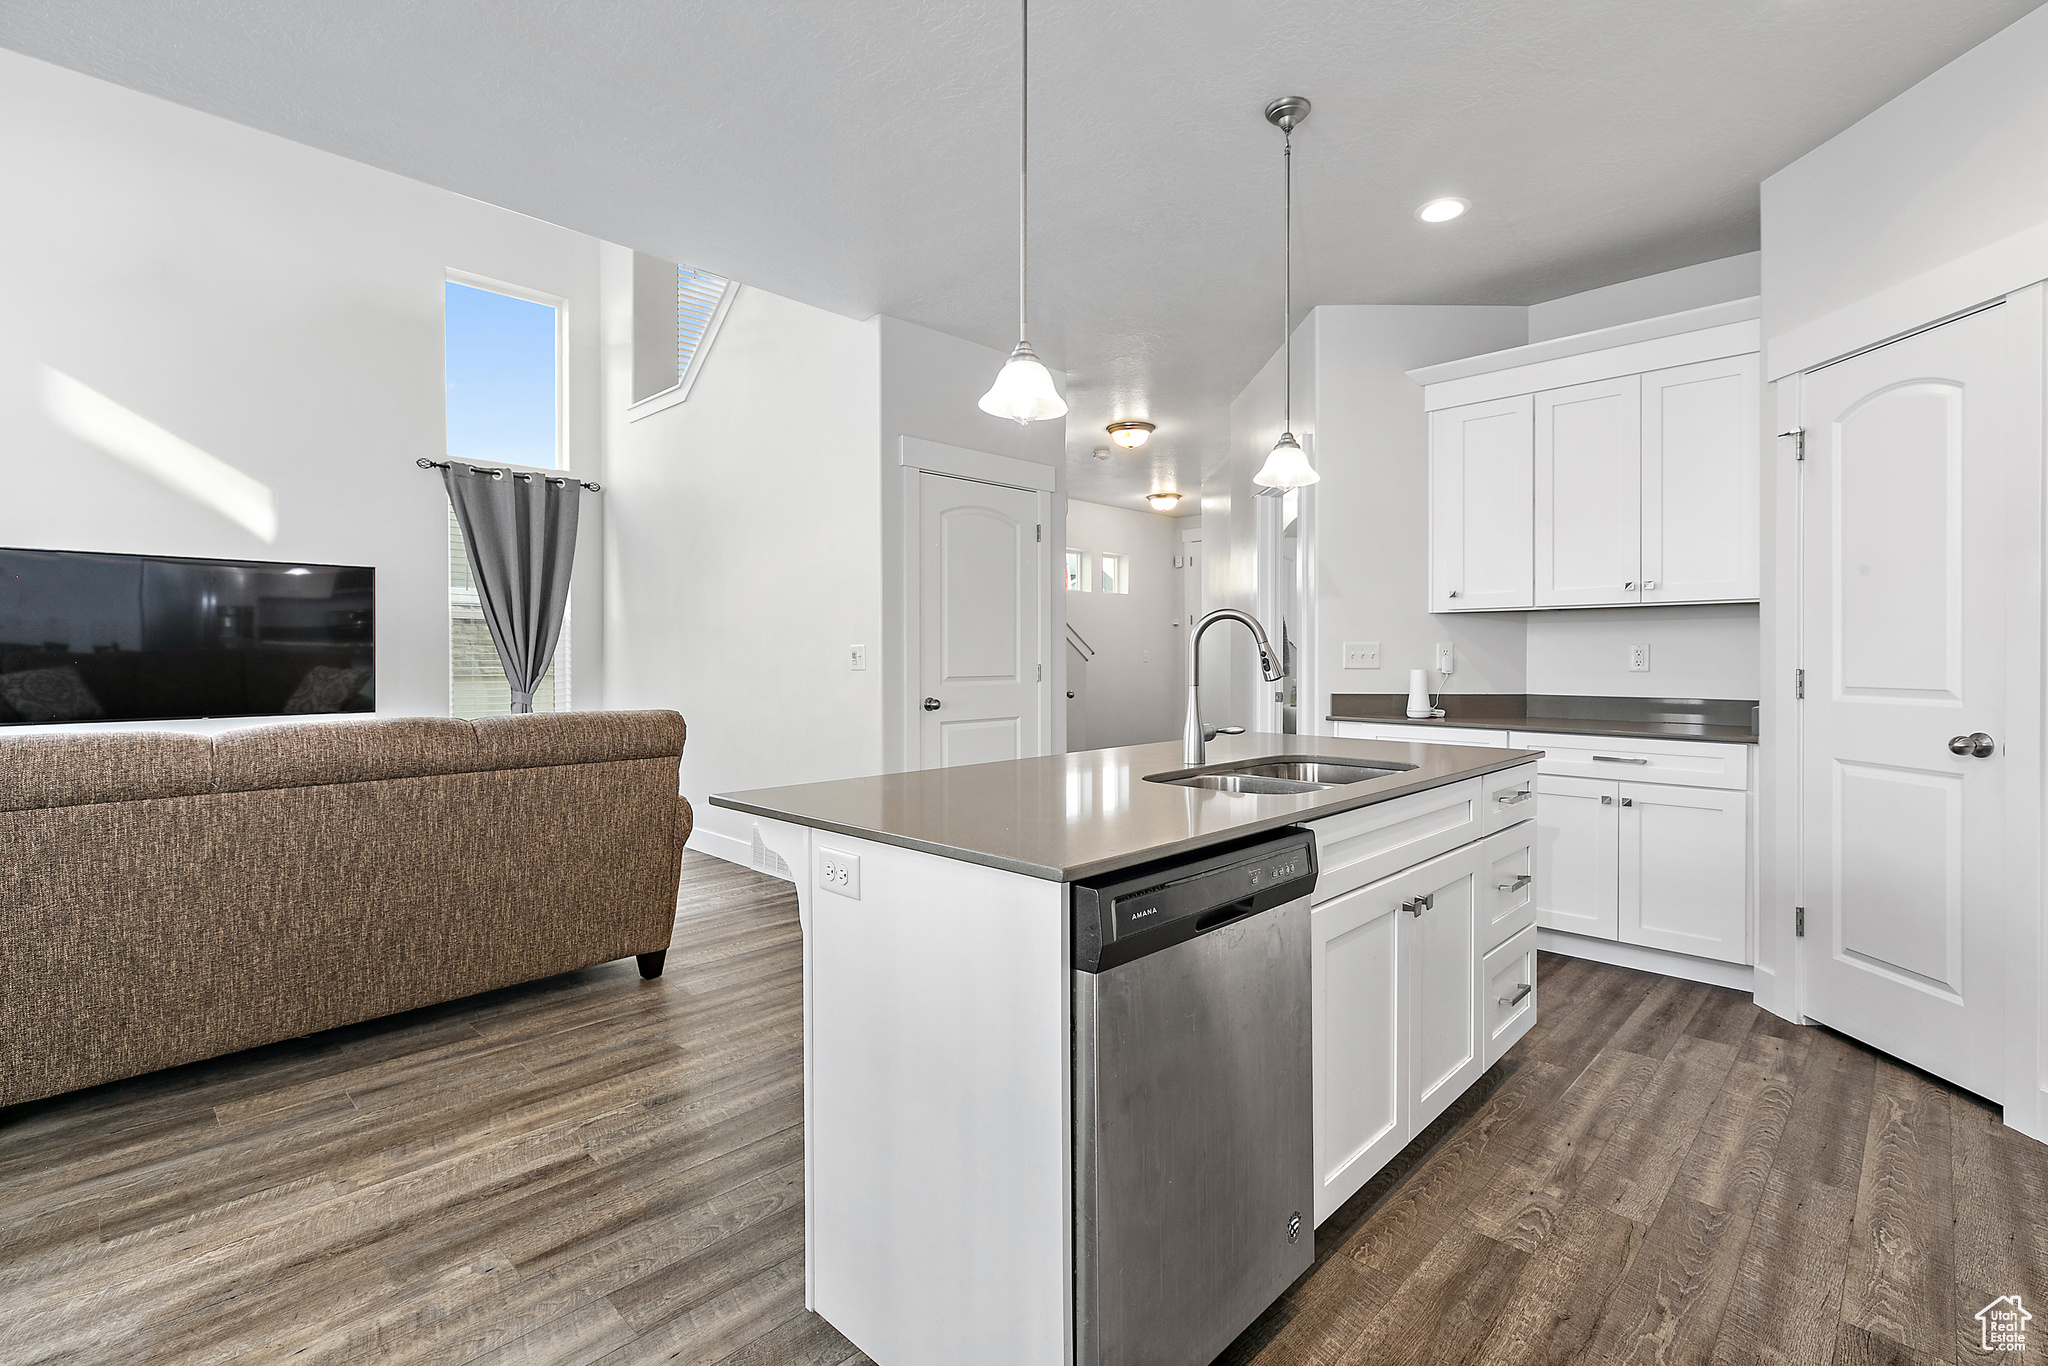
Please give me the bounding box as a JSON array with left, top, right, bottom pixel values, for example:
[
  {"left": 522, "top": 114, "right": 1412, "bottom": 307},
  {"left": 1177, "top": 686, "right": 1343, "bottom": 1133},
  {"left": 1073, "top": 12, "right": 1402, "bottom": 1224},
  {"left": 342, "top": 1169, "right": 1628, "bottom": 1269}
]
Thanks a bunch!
[
  {"left": 1494, "top": 789, "right": 1534, "bottom": 805},
  {"left": 1592, "top": 755, "right": 1650, "bottom": 765},
  {"left": 1401, "top": 893, "right": 1433, "bottom": 917},
  {"left": 1495, "top": 874, "right": 1532, "bottom": 892},
  {"left": 1498, "top": 983, "right": 1532, "bottom": 1008}
]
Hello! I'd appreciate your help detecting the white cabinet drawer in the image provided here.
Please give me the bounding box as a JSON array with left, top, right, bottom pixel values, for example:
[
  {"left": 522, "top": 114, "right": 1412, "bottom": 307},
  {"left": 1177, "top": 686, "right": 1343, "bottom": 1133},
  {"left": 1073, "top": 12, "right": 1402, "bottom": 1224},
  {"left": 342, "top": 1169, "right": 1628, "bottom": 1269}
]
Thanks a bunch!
[
  {"left": 1480, "top": 762, "right": 1538, "bottom": 836},
  {"left": 1332, "top": 721, "right": 1512, "bottom": 748},
  {"left": 1481, "top": 822, "right": 1536, "bottom": 954},
  {"left": 1509, "top": 732, "right": 1750, "bottom": 791},
  {"left": 1306, "top": 779, "right": 1482, "bottom": 906},
  {"left": 1483, "top": 924, "right": 1539, "bottom": 1066}
]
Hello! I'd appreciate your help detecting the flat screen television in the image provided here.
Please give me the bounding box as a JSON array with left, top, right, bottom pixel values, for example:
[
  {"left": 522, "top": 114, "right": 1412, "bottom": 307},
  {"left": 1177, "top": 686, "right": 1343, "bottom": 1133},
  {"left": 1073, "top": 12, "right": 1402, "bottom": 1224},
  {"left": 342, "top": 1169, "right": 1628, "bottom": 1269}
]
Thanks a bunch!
[{"left": 0, "top": 547, "right": 375, "bottom": 725}]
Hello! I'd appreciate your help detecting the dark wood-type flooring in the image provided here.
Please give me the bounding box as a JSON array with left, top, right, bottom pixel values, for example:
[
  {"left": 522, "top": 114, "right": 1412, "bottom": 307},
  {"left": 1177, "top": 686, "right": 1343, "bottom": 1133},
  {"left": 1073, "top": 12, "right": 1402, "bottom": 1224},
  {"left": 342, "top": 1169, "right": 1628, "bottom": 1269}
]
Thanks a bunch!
[{"left": 3, "top": 855, "right": 2043, "bottom": 1364}]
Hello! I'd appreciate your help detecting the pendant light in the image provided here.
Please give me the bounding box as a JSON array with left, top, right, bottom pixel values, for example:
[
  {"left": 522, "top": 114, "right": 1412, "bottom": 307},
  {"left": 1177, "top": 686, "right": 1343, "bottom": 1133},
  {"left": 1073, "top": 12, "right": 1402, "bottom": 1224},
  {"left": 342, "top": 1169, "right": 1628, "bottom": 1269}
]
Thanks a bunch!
[
  {"left": 1254, "top": 96, "right": 1320, "bottom": 490},
  {"left": 979, "top": 0, "right": 1067, "bottom": 424}
]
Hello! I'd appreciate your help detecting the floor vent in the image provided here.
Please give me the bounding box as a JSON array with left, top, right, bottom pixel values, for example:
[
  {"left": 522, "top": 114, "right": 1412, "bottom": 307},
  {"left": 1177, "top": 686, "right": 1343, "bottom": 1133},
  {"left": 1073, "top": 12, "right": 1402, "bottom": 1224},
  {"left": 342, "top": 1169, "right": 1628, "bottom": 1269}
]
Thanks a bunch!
[{"left": 751, "top": 827, "right": 791, "bottom": 879}]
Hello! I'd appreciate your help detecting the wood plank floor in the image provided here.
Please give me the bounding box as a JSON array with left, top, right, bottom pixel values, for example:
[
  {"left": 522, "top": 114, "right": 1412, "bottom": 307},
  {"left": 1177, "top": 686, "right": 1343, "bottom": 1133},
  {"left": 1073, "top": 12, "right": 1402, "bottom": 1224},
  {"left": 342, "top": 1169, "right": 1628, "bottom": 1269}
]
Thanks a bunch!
[{"left": 4, "top": 855, "right": 2042, "bottom": 1364}]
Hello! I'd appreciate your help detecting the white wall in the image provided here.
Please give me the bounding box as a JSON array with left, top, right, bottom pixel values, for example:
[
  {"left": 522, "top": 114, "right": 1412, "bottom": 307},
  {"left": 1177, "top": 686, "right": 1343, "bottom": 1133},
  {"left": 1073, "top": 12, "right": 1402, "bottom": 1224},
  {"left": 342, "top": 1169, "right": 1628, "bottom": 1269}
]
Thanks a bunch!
[
  {"left": 1309, "top": 306, "right": 1531, "bottom": 721},
  {"left": 601, "top": 249, "right": 882, "bottom": 864},
  {"left": 1524, "top": 604, "right": 1760, "bottom": 698},
  {"left": 1527, "top": 253, "right": 1760, "bottom": 343},
  {"left": 877, "top": 316, "right": 1068, "bottom": 768},
  {"left": 0, "top": 50, "right": 606, "bottom": 724},
  {"left": 1761, "top": 4, "right": 2048, "bottom": 344},
  {"left": 1063, "top": 499, "right": 1180, "bottom": 749}
]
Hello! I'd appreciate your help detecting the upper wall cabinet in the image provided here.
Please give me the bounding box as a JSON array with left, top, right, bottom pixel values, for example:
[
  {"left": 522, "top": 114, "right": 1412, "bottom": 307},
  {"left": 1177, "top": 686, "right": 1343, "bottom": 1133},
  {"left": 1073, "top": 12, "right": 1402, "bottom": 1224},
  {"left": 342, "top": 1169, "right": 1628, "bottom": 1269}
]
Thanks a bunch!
[{"left": 1413, "top": 302, "right": 1761, "bottom": 613}]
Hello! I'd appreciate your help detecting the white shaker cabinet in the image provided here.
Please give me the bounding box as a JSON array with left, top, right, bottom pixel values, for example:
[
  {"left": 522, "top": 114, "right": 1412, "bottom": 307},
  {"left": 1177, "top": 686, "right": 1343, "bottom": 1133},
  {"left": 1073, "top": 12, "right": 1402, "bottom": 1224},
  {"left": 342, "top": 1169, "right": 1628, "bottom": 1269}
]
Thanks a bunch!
[
  {"left": 1618, "top": 782, "right": 1748, "bottom": 963},
  {"left": 1402, "top": 847, "right": 1483, "bottom": 1136},
  {"left": 1429, "top": 395, "right": 1533, "bottom": 611},
  {"left": 1533, "top": 774, "right": 1621, "bottom": 941},
  {"left": 1534, "top": 375, "right": 1642, "bottom": 607},
  {"left": 1640, "top": 353, "right": 1760, "bottom": 604}
]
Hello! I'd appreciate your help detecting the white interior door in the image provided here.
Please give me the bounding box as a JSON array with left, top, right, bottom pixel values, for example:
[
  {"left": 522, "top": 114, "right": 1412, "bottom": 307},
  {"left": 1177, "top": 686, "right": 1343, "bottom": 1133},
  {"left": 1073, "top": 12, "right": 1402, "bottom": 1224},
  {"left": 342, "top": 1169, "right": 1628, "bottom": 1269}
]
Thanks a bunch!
[
  {"left": 1799, "top": 303, "right": 2009, "bottom": 1101},
  {"left": 1430, "top": 395, "right": 1534, "bottom": 610},
  {"left": 916, "top": 472, "right": 1044, "bottom": 768},
  {"left": 1535, "top": 375, "right": 1642, "bottom": 606}
]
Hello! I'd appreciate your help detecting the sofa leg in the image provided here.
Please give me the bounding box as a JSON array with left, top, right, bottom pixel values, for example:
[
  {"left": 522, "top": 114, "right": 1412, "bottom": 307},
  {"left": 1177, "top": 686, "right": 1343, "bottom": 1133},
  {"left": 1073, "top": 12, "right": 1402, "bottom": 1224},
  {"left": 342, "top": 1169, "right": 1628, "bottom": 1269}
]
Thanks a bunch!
[{"left": 636, "top": 950, "right": 668, "bottom": 980}]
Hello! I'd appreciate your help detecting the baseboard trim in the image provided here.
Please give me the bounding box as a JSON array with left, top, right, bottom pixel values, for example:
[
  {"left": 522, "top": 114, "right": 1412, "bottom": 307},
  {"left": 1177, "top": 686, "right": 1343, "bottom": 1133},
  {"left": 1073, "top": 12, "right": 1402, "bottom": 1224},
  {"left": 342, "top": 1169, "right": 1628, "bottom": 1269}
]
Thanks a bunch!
[
  {"left": 1537, "top": 928, "right": 1754, "bottom": 992},
  {"left": 687, "top": 825, "right": 794, "bottom": 882}
]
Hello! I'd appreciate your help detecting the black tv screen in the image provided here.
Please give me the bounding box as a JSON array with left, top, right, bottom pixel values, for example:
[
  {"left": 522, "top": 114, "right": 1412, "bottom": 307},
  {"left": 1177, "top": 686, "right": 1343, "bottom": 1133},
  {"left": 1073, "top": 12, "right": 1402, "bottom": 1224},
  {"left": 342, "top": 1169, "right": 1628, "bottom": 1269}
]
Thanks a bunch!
[{"left": 0, "top": 548, "right": 375, "bottom": 725}]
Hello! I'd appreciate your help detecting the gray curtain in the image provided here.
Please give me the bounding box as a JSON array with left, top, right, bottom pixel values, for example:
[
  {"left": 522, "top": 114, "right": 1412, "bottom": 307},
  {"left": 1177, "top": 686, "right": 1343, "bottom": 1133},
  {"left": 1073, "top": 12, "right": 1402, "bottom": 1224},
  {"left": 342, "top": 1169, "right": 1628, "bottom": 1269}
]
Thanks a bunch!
[{"left": 443, "top": 462, "right": 581, "bottom": 714}]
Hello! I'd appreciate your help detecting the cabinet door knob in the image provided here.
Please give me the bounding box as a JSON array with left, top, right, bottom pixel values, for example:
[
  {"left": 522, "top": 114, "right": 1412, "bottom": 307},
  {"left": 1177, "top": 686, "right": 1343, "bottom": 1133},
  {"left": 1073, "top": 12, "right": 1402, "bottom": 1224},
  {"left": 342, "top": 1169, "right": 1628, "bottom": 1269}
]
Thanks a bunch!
[
  {"left": 1643, "top": 579, "right": 1657, "bottom": 590},
  {"left": 1625, "top": 581, "right": 1637, "bottom": 591},
  {"left": 1948, "top": 732, "right": 1995, "bottom": 757},
  {"left": 923, "top": 697, "right": 942, "bottom": 712},
  {"left": 1601, "top": 795, "right": 1614, "bottom": 805},
  {"left": 1448, "top": 589, "right": 1460, "bottom": 599},
  {"left": 1402, "top": 892, "right": 1434, "bottom": 916},
  {"left": 1621, "top": 797, "right": 1634, "bottom": 807}
]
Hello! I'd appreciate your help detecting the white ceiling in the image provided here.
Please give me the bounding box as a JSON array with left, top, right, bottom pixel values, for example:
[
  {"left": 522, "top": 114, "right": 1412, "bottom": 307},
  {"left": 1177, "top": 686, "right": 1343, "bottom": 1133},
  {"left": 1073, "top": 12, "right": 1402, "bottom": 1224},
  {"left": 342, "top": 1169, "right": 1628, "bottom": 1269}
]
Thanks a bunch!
[{"left": 3, "top": 0, "right": 2039, "bottom": 508}]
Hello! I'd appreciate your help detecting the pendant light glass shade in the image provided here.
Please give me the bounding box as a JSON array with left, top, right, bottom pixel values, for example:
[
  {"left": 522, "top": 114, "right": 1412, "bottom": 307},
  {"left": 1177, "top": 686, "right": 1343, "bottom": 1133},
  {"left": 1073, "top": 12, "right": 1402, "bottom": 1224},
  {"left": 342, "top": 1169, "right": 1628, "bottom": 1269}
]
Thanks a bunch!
[
  {"left": 1255, "top": 431, "right": 1318, "bottom": 489},
  {"left": 979, "top": 340, "right": 1068, "bottom": 423}
]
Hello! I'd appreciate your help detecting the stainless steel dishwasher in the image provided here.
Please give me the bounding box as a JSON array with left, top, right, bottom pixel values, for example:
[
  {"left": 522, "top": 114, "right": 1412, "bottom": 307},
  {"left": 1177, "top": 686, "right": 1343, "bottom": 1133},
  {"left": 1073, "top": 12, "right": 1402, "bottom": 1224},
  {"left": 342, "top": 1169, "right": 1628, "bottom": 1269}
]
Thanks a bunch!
[{"left": 1072, "top": 828, "right": 1318, "bottom": 1366}]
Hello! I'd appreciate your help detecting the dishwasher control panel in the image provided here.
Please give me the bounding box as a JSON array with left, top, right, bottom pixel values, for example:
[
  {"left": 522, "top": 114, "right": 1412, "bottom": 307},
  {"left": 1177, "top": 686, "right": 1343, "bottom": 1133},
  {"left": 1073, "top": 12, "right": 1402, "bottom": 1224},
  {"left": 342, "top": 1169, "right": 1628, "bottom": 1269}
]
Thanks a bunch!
[{"left": 1072, "top": 828, "right": 1317, "bottom": 973}]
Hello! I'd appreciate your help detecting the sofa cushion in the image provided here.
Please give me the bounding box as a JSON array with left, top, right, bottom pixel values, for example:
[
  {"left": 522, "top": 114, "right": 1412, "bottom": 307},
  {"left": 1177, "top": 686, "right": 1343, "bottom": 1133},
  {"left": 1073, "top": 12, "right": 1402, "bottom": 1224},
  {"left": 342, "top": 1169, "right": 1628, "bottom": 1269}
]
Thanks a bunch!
[
  {"left": 0, "top": 730, "right": 217, "bottom": 811},
  {"left": 0, "top": 664, "right": 106, "bottom": 723},
  {"left": 470, "top": 710, "right": 686, "bottom": 771},
  {"left": 212, "top": 716, "right": 480, "bottom": 792}
]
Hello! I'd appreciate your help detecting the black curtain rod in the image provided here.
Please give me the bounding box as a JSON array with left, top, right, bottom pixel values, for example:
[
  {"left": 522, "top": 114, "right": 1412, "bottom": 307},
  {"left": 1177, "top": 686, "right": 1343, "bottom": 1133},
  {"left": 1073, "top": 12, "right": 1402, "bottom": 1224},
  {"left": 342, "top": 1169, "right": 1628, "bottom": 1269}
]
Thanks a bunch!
[{"left": 417, "top": 458, "right": 602, "bottom": 492}]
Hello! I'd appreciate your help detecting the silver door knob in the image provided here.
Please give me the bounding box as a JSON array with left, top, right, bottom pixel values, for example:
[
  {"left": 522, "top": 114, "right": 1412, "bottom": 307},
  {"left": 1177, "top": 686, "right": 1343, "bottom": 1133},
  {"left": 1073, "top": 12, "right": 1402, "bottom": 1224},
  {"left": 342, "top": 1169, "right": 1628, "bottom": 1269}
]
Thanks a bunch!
[
  {"left": 923, "top": 697, "right": 942, "bottom": 712},
  {"left": 1448, "top": 589, "right": 1460, "bottom": 599},
  {"left": 1949, "top": 732, "right": 1995, "bottom": 757}
]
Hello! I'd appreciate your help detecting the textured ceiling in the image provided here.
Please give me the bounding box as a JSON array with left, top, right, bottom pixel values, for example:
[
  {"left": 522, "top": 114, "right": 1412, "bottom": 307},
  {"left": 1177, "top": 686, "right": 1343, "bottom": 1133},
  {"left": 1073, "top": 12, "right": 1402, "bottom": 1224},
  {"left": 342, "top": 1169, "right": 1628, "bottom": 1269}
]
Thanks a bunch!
[{"left": 4, "top": 0, "right": 2040, "bottom": 507}]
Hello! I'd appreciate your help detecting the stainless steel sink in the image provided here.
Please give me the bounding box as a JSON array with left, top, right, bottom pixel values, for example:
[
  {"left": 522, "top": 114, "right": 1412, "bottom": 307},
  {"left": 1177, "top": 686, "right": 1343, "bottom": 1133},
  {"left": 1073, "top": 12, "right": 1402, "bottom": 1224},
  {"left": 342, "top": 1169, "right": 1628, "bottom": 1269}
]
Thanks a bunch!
[{"left": 1145, "top": 754, "right": 1418, "bottom": 794}]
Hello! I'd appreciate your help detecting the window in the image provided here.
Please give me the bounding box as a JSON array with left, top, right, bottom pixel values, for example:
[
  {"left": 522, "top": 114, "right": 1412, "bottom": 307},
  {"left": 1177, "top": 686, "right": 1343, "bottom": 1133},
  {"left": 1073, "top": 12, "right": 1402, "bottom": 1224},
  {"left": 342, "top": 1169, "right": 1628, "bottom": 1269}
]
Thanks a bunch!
[
  {"left": 1100, "top": 553, "right": 1128, "bottom": 595},
  {"left": 629, "top": 251, "right": 735, "bottom": 417},
  {"left": 444, "top": 276, "right": 567, "bottom": 718},
  {"left": 1066, "top": 550, "right": 1088, "bottom": 591}
]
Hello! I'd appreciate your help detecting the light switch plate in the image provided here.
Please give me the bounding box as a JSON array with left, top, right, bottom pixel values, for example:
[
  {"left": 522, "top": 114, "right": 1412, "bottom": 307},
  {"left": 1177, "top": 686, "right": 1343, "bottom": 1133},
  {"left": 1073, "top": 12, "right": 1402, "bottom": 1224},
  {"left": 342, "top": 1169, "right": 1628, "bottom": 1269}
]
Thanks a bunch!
[
  {"left": 818, "top": 847, "right": 861, "bottom": 899},
  {"left": 1628, "top": 643, "right": 1651, "bottom": 673},
  {"left": 849, "top": 645, "right": 867, "bottom": 672},
  {"left": 1343, "top": 641, "right": 1381, "bottom": 670},
  {"left": 1435, "top": 642, "right": 1455, "bottom": 675}
]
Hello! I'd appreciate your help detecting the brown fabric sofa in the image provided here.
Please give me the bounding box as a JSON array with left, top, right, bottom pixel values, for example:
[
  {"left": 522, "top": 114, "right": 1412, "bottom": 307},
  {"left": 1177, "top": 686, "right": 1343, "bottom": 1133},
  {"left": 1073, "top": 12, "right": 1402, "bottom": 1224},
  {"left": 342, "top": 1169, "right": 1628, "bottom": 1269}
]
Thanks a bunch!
[{"left": 0, "top": 710, "right": 691, "bottom": 1109}]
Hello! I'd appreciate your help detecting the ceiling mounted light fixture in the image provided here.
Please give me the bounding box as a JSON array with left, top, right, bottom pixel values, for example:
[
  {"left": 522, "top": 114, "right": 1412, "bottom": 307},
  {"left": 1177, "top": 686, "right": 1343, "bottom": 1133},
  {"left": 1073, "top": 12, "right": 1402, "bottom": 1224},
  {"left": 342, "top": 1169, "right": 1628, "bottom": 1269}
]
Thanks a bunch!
[
  {"left": 978, "top": 0, "right": 1067, "bottom": 425},
  {"left": 1254, "top": 95, "right": 1320, "bottom": 492},
  {"left": 1146, "top": 491, "right": 1183, "bottom": 512},
  {"left": 1106, "top": 420, "right": 1154, "bottom": 448},
  {"left": 1417, "top": 197, "right": 1469, "bottom": 223}
]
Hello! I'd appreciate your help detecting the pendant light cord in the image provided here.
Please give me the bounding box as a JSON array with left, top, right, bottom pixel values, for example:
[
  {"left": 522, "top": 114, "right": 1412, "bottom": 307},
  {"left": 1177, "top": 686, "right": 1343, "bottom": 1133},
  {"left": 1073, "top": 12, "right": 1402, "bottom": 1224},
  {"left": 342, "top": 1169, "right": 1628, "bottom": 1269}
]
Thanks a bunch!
[
  {"left": 1018, "top": 0, "right": 1029, "bottom": 346},
  {"left": 1283, "top": 123, "right": 1293, "bottom": 434}
]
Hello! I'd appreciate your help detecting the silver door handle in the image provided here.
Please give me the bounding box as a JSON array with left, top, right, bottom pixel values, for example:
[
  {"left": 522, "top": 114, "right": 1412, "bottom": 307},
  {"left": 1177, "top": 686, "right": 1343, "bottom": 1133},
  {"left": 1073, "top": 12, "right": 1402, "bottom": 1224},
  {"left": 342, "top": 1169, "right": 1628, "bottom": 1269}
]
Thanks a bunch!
[
  {"left": 1592, "top": 755, "right": 1649, "bottom": 765},
  {"left": 1494, "top": 789, "right": 1534, "bottom": 805},
  {"left": 1402, "top": 893, "right": 1434, "bottom": 916},
  {"left": 1498, "top": 983, "right": 1532, "bottom": 1008},
  {"left": 1495, "top": 874, "right": 1532, "bottom": 892},
  {"left": 923, "top": 697, "right": 942, "bottom": 711},
  {"left": 1949, "top": 732, "right": 1995, "bottom": 757}
]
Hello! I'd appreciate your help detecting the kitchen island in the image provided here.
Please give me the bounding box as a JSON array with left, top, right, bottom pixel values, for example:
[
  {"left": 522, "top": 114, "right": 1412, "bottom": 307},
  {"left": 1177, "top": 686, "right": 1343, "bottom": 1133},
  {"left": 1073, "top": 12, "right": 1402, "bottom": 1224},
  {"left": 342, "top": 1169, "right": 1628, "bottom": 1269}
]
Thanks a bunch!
[{"left": 712, "top": 732, "right": 1541, "bottom": 1366}]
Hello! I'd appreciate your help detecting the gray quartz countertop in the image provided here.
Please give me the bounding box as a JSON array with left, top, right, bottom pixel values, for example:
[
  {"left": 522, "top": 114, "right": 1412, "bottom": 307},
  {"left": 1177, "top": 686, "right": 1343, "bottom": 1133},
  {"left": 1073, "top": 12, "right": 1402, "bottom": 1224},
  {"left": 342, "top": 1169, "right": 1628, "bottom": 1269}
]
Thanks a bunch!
[
  {"left": 710, "top": 732, "right": 1540, "bottom": 883},
  {"left": 1327, "top": 692, "right": 1759, "bottom": 744},
  {"left": 1329, "top": 712, "right": 1760, "bottom": 744}
]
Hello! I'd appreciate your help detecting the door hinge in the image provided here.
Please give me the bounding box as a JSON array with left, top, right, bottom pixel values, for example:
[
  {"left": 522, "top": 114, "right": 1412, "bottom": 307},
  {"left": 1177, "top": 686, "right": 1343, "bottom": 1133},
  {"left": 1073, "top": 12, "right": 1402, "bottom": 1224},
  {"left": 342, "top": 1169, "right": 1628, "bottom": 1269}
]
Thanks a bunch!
[
  {"left": 1036, "top": 663, "right": 1042, "bottom": 682},
  {"left": 1781, "top": 428, "right": 1805, "bottom": 461},
  {"left": 1794, "top": 906, "right": 1805, "bottom": 937},
  {"left": 1035, "top": 524, "right": 1042, "bottom": 542},
  {"left": 1795, "top": 668, "right": 1805, "bottom": 700}
]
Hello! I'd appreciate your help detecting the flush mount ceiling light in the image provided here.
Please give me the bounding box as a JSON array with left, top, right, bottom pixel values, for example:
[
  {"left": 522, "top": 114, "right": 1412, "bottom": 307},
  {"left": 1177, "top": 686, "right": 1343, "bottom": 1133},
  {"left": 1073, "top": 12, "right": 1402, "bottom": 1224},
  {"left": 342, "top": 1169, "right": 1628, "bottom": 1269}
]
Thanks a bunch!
[
  {"left": 1106, "top": 421, "right": 1154, "bottom": 449},
  {"left": 1416, "top": 197, "right": 1469, "bottom": 224},
  {"left": 1146, "top": 490, "right": 1183, "bottom": 512},
  {"left": 978, "top": 0, "right": 1067, "bottom": 425},
  {"left": 1253, "top": 95, "right": 1321, "bottom": 492}
]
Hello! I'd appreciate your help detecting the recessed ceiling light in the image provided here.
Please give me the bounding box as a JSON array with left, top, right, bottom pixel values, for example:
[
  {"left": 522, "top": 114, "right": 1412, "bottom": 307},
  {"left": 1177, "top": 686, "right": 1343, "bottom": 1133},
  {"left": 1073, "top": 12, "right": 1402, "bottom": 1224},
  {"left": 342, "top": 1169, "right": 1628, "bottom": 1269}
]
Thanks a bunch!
[
  {"left": 1106, "top": 421, "right": 1155, "bottom": 449},
  {"left": 1146, "top": 491, "right": 1183, "bottom": 512},
  {"left": 1417, "top": 197, "right": 1468, "bottom": 224}
]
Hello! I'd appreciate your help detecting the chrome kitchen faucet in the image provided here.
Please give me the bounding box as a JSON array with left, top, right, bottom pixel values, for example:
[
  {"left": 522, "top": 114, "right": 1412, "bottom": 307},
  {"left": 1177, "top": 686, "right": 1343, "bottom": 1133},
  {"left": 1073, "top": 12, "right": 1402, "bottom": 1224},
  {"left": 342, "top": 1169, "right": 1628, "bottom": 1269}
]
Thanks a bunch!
[{"left": 1182, "top": 609, "right": 1284, "bottom": 766}]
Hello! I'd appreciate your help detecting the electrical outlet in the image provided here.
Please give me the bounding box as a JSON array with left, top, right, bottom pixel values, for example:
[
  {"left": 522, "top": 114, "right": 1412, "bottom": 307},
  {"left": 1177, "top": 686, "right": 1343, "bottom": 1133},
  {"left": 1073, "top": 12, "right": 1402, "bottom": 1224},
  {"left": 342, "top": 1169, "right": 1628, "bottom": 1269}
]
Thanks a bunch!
[
  {"left": 817, "top": 847, "right": 861, "bottom": 900},
  {"left": 849, "top": 645, "right": 867, "bottom": 672},
  {"left": 1142, "top": 649, "right": 1150, "bottom": 664},
  {"left": 1629, "top": 643, "right": 1651, "bottom": 673},
  {"left": 1343, "top": 641, "right": 1381, "bottom": 670},
  {"left": 1436, "top": 642, "right": 1455, "bottom": 676}
]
